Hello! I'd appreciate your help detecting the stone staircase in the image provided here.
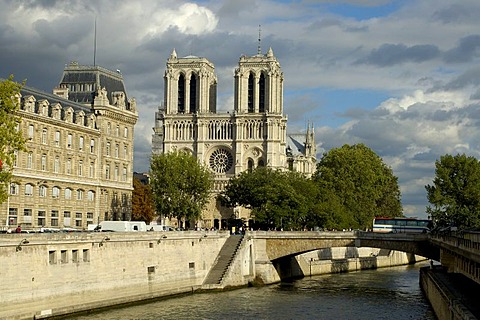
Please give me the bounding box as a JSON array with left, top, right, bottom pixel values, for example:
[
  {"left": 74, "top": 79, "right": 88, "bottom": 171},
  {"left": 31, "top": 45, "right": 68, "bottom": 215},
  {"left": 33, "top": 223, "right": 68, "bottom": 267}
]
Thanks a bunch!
[{"left": 203, "top": 234, "right": 244, "bottom": 285}]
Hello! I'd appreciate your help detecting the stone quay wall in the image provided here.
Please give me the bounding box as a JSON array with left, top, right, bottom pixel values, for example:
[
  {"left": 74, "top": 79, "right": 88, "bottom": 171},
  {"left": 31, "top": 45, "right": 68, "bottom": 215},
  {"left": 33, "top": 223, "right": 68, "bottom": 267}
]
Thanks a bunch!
[
  {"left": 0, "top": 231, "right": 229, "bottom": 320},
  {"left": 1, "top": 232, "right": 430, "bottom": 319},
  {"left": 420, "top": 266, "right": 477, "bottom": 320}
]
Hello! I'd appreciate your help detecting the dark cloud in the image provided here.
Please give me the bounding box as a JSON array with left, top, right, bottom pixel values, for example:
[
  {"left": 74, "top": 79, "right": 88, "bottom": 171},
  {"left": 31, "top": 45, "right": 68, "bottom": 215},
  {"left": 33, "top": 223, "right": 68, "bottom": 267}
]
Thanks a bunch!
[
  {"left": 444, "top": 34, "right": 480, "bottom": 63},
  {"left": 439, "top": 66, "right": 480, "bottom": 91},
  {"left": 356, "top": 43, "right": 440, "bottom": 67},
  {"left": 432, "top": 3, "right": 480, "bottom": 24}
]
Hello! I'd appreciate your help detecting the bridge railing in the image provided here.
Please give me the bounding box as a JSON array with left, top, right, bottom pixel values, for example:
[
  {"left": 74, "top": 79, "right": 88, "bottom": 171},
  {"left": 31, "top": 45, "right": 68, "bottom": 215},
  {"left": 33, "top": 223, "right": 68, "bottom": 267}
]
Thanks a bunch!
[{"left": 430, "top": 231, "right": 480, "bottom": 254}]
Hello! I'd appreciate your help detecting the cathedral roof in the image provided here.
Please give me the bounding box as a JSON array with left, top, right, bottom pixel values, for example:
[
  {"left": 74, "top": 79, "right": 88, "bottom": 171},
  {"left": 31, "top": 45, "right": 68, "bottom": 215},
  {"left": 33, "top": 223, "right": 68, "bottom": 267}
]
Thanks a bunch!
[{"left": 286, "top": 133, "right": 307, "bottom": 156}]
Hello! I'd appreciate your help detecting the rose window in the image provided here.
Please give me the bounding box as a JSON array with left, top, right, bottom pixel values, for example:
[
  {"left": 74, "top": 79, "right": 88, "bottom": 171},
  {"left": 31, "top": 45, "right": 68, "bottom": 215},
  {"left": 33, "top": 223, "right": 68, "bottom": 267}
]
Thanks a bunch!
[{"left": 209, "top": 148, "right": 233, "bottom": 173}]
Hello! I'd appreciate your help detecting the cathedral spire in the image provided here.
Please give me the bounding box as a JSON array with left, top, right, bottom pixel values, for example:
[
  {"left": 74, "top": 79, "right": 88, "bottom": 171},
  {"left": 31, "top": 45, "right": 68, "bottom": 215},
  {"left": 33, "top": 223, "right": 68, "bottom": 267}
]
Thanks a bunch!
[
  {"left": 257, "top": 25, "right": 262, "bottom": 55},
  {"left": 170, "top": 48, "right": 177, "bottom": 60}
]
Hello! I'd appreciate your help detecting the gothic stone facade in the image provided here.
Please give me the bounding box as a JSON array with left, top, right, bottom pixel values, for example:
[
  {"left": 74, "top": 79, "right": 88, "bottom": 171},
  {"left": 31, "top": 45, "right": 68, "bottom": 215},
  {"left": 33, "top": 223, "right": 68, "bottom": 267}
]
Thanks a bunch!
[
  {"left": 0, "top": 63, "right": 138, "bottom": 230},
  {"left": 152, "top": 48, "right": 316, "bottom": 229}
]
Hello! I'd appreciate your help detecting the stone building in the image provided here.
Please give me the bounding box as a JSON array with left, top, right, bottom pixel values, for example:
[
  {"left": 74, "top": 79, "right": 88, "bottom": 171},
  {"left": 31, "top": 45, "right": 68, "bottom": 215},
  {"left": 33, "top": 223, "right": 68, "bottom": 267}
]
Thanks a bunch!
[
  {"left": 0, "top": 62, "right": 138, "bottom": 230},
  {"left": 152, "top": 48, "right": 316, "bottom": 229}
]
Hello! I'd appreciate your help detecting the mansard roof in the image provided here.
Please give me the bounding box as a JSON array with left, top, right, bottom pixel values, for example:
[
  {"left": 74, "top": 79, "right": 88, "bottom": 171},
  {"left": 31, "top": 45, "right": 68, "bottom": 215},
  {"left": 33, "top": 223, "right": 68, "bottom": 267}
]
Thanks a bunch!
[
  {"left": 58, "top": 61, "right": 128, "bottom": 105},
  {"left": 21, "top": 85, "right": 91, "bottom": 114}
]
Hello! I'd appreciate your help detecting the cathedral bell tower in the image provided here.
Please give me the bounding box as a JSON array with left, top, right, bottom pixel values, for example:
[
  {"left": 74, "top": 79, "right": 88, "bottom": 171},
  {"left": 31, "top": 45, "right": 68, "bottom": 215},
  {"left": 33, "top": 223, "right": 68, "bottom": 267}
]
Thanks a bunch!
[
  {"left": 234, "top": 47, "right": 283, "bottom": 114},
  {"left": 163, "top": 49, "right": 217, "bottom": 115}
]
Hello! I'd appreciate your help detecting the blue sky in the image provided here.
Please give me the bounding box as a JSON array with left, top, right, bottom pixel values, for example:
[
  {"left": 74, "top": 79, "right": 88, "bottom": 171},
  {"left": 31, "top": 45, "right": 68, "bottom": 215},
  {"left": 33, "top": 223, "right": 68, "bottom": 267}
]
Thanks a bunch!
[{"left": 2, "top": 0, "right": 480, "bottom": 218}]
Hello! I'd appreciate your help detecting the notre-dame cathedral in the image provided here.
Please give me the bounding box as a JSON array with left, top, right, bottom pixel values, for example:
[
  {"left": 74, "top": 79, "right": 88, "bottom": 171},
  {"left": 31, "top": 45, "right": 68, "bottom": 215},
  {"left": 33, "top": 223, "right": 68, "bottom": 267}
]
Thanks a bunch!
[{"left": 152, "top": 47, "right": 316, "bottom": 229}]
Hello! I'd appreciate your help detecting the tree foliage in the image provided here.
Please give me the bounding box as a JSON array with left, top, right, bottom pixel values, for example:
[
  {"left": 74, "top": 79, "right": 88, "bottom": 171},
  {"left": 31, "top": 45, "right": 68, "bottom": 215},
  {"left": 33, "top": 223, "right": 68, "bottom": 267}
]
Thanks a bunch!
[
  {"left": 0, "top": 75, "right": 26, "bottom": 204},
  {"left": 313, "top": 144, "right": 402, "bottom": 230},
  {"left": 426, "top": 154, "right": 480, "bottom": 230},
  {"left": 150, "top": 151, "right": 213, "bottom": 223},
  {"left": 131, "top": 177, "right": 156, "bottom": 223},
  {"left": 219, "top": 167, "right": 319, "bottom": 230}
]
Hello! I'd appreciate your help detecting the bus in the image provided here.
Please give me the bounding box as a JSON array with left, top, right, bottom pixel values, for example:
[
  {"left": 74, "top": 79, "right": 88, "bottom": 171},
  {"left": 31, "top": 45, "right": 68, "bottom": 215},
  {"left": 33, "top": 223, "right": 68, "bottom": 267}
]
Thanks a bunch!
[{"left": 372, "top": 217, "right": 431, "bottom": 233}]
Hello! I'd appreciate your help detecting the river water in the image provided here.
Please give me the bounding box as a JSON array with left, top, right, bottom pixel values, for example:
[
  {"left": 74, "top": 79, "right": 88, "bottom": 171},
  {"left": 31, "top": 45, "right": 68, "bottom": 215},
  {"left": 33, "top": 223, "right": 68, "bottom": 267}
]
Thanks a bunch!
[{"left": 69, "top": 263, "right": 435, "bottom": 320}]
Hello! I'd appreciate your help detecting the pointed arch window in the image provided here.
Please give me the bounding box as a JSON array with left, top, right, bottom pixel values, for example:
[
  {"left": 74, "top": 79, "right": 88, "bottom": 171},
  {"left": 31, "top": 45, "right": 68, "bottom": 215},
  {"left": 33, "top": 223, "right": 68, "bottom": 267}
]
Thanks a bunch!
[
  {"left": 248, "top": 73, "right": 254, "bottom": 113},
  {"left": 247, "top": 159, "right": 254, "bottom": 173},
  {"left": 189, "top": 73, "right": 197, "bottom": 113},
  {"left": 178, "top": 74, "right": 185, "bottom": 113},
  {"left": 259, "top": 73, "right": 266, "bottom": 112}
]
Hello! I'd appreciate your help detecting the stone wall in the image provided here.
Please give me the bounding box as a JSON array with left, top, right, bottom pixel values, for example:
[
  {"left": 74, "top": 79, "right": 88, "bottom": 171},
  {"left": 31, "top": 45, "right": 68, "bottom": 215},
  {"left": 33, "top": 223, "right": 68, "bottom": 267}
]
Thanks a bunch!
[{"left": 0, "top": 231, "right": 228, "bottom": 319}]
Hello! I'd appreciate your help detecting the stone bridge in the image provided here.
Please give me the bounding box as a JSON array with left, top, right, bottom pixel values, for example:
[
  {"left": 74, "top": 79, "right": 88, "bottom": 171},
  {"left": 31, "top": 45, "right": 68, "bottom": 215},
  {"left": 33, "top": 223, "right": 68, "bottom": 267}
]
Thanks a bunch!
[{"left": 248, "top": 230, "right": 440, "bottom": 262}]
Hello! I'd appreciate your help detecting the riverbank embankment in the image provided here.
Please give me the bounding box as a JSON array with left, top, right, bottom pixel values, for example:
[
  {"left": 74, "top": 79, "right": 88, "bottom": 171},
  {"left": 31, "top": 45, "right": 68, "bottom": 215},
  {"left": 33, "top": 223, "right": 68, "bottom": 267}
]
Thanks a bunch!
[{"left": 0, "top": 232, "right": 435, "bottom": 319}]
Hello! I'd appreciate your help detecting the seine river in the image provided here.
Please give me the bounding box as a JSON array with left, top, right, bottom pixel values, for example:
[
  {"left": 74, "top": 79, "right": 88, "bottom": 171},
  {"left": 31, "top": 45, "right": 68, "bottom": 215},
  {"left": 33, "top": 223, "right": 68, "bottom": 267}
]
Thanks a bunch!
[{"left": 69, "top": 264, "right": 435, "bottom": 320}]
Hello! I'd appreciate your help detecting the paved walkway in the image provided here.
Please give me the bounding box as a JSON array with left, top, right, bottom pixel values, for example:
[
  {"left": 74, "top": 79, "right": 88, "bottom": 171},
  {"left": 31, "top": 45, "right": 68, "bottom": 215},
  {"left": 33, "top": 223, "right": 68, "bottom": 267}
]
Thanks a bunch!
[{"left": 431, "top": 267, "right": 480, "bottom": 319}]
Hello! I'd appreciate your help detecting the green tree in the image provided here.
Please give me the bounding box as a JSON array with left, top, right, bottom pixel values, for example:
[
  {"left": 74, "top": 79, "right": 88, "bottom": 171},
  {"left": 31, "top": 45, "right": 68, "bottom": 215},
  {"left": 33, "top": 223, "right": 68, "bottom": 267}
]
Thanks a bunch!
[
  {"left": 131, "top": 177, "right": 156, "bottom": 223},
  {"left": 219, "top": 167, "right": 318, "bottom": 230},
  {"left": 426, "top": 154, "right": 480, "bottom": 230},
  {"left": 0, "top": 76, "right": 26, "bottom": 204},
  {"left": 313, "top": 144, "right": 402, "bottom": 230},
  {"left": 150, "top": 151, "right": 213, "bottom": 224}
]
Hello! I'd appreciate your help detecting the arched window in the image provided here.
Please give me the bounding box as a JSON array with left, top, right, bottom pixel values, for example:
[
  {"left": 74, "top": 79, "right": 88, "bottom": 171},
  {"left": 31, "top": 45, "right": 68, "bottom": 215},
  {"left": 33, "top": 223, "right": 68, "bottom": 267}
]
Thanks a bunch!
[
  {"left": 52, "top": 186, "right": 60, "bottom": 199},
  {"left": 247, "top": 158, "right": 254, "bottom": 173},
  {"left": 39, "top": 185, "right": 47, "bottom": 197},
  {"left": 259, "top": 73, "right": 265, "bottom": 112},
  {"left": 65, "top": 188, "right": 72, "bottom": 199},
  {"left": 25, "top": 184, "right": 33, "bottom": 196},
  {"left": 178, "top": 74, "right": 185, "bottom": 113},
  {"left": 189, "top": 73, "right": 197, "bottom": 113},
  {"left": 258, "top": 159, "right": 265, "bottom": 167},
  {"left": 248, "top": 73, "right": 254, "bottom": 113}
]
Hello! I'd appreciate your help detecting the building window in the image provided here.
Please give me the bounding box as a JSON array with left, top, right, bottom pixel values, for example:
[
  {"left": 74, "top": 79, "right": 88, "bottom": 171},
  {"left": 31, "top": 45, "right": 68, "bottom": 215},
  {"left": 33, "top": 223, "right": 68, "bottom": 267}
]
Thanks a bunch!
[
  {"left": 10, "top": 183, "right": 19, "bottom": 195},
  {"left": 115, "top": 144, "right": 119, "bottom": 158},
  {"left": 87, "top": 190, "right": 95, "bottom": 201},
  {"left": 54, "top": 156, "right": 60, "bottom": 173},
  {"left": 51, "top": 210, "right": 59, "bottom": 226},
  {"left": 25, "top": 184, "right": 33, "bottom": 196},
  {"left": 52, "top": 186, "right": 60, "bottom": 199},
  {"left": 66, "top": 158, "right": 72, "bottom": 174},
  {"left": 87, "top": 212, "right": 93, "bottom": 220},
  {"left": 13, "top": 150, "right": 18, "bottom": 167},
  {"left": 38, "top": 210, "right": 46, "bottom": 226},
  {"left": 123, "top": 145, "right": 127, "bottom": 159},
  {"left": 89, "top": 162, "right": 95, "bottom": 178},
  {"left": 55, "top": 131, "right": 60, "bottom": 146},
  {"left": 79, "top": 136, "right": 84, "bottom": 151},
  {"left": 116, "top": 125, "right": 120, "bottom": 137},
  {"left": 39, "top": 185, "right": 47, "bottom": 197},
  {"left": 42, "top": 128, "right": 47, "bottom": 144},
  {"left": 106, "top": 164, "right": 110, "bottom": 180},
  {"left": 107, "top": 123, "right": 111, "bottom": 134},
  {"left": 67, "top": 133, "right": 72, "bottom": 149},
  {"left": 122, "top": 167, "right": 127, "bottom": 182},
  {"left": 114, "top": 165, "right": 119, "bottom": 181},
  {"left": 75, "top": 212, "right": 82, "bottom": 227},
  {"left": 8, "top": 208, "right": 18, "bottom": 226},
  {"left": 41, "top": 154, "right": 47, "bottom": 171},
  {"left": 90, "top": 139, "right": 95, "bottom": 153},
  {"left": 65, "top": 188, "right": 72, "bottom": 200},
  {"left": 24, "top": 208, "right": 32, "bottom": 217},
  {"left": 106, "top": 142, "right": 111, "bottom": 156},
  {"left": 28, "top": 124, "right": 34, "bottom": 139},
  {"left": 27, "top": 152, "right": 33, "bottom": 169},
  {"left": 78, "top": 160, "right": 83, "bottom": 176},
  {"left": 124, "top": 127, "right": 128, "bottom": 138},
  {"left": 77, "top": 189, "right": 84, "bottom": 200}
]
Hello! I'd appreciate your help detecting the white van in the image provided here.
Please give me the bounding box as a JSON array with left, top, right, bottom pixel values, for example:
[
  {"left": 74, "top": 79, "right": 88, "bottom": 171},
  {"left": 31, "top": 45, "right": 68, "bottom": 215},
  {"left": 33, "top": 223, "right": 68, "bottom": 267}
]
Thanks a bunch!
[
  {"left": 98, "top": 221, "right": 147, "bottom": 232},
  {"left": 147, "top": 224, "right": 175, "bottom": 231}
]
